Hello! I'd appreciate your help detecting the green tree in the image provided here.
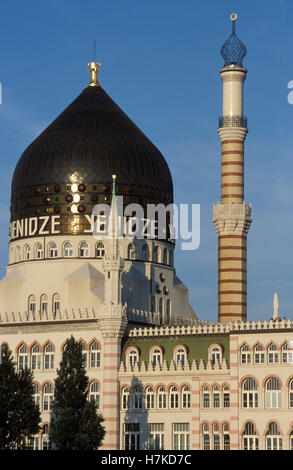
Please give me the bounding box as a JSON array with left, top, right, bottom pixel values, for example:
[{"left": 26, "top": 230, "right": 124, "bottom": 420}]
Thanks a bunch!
[
  {"left": 50, "top": 336, "right": 105, "bottom": 450},
  {"left": 0, "top": 343, "right": 40, "bottom": 449}
]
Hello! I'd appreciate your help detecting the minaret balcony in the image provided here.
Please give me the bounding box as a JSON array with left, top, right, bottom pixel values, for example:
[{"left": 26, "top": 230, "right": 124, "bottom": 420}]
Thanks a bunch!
[{"left": 219, "top": 115, "right": 247, "bottom": 129}]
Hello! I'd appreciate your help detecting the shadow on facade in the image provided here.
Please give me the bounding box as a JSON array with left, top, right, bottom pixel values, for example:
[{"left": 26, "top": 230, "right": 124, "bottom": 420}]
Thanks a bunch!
[{"left": 123, "top": 375, "right": 149, "bottom": 450}]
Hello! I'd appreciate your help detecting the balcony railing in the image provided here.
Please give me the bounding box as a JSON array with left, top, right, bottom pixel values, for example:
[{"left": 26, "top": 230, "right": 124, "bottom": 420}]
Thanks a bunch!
[{"left": 219, "top": 115, "right": 247, "bottom": 128}]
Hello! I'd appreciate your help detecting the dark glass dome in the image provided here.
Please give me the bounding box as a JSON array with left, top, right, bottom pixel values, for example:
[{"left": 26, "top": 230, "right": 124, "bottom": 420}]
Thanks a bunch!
[{"left": 10, "top": 83, "right": 173, "bottom": 225}]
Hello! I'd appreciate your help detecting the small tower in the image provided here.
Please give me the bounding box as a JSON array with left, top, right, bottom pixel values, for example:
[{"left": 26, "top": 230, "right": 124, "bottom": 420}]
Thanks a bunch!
[{"left": 213, "top": 14, "right": 252, "bottom": 322}]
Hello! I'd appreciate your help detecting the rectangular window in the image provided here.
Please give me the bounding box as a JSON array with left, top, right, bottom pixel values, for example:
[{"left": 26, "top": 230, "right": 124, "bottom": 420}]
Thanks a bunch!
[
  {"left": 124, "top": 423, "right": 140, "bottom": 450},
  {"left": 223, "top": 393, "right": 230, "bottom": 408},
  {"left": 213, "top": 393, "right": 220, "bottom": 408},
  {"left": 173, "top": 423, "right": 190, "bottom": 451},
  {"left": 203, "top": 393, "right": 210, "bottom": 408},
  {"left": 148, "top": 424, "right": 164, "bottom": 450}
]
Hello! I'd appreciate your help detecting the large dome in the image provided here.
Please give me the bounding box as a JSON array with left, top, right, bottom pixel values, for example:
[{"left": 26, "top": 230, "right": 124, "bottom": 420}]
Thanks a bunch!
[{"left": 10, "top": 75, "right": 173, "bottom": 232}]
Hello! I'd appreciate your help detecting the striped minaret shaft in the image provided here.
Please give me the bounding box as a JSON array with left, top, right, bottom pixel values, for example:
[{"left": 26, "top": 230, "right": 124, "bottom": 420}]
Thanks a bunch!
[{"left": 213, "top": 17, "right": 252, "bottom": 323}]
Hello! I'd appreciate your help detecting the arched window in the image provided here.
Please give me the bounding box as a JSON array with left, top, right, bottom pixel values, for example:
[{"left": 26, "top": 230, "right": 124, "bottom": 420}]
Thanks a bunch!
[
  {"left": 157, "top": 386, "right": 167, "bottom": 409},
  {"left": 151, "top": 296, "right": 156, "bottom": 313},
  {"left": 212, "top": 423, "right": 220, "bottom": 450},
  {"left": 9, "top": 246, "right": 14, "bottom": 264},
  {"left": 153, "top": 246, "right": 159, "bottom": 263},
  {"left": 90, "top": 341, "right": 100, "bottom": 368},
  {"left": 174, "top": 346, "right": 187, "bottom": 365},
  {"left": 241, "top": 345, "right": 251, "bottom": 364},
  {"left": 266, "top": 422, "right": 282, "bottom": 450},
  {"left": 24, "top": 244, "right": 31, "bottom": 260},
  {"left": 289, "top": 380, "right": 293, "bottom": 408},
  {"left": 35, "top": 243, "right": 43, "bottom": 259},
  {"left": 127, "top": 349, "right": 139, "bottom": 367},
  {"left": 33, "top": 383, "right": 40, "bottom": 408},
  {"left": 145, "top": 387, "right": 155, "bottom": 409},
  {"left": 202, "top": 386, "right": 210, "bottom": 408},
  {"left": 210, "top": 345, "right": 222, "bottom": 364},
  {"left": 44, "top": 344, "right": 54, "bottom": 370},
  {"left": 242, "top": 378, "right": 258, "bottom": 408},
  {"left": 182, "top": 386, "right": 191, "bottom": 409},
  {"left": 151, "top": 348, "right": 162, "bottom": 367},
  {"left": 282, "top": 343, "right": 293, "bottom": 364},
  {"left": 95, "top": 242, "right": 105, "bottom": 258},
  {"left": 79, "top": 341, "right": 87, "bottom": 367},
  {"left": 18, "top": 345, "right": 28, "bottom": 370},
  {"left": 158, "top": 298, "right": 163, "bottom": 317},
  {"left": 213, "top": 385, "right": 220, "bottom": 408},
  {"left": 49, "top": 242, "right": 58, "bottom": 258},
  {"left": 127, "top": 243, "right": 136, "bottom": 260},
  {"left": 142, "top": 244, "right": 149, "bottom": 261},
  {"left": 31, "top": 344, "right": 41, "bottom": 371},
  {"left": 63, "top": 242, "right": 73, "bottom": 257},
  {"left": 242, "top": 422, "right": 259, "bottom": 450},
  {"left": 265, "top": 377, "right": 282, "bottom": 408},
  {"left": 28, "top": 295, "right": 36, "bottom": 316},
  {"left": 223, "top": 423, "right": 230, "bottom": 450},
  {"left": 122, "top": 387, "right": 130, "bottom": 410},
  {"left": 52, "top": 293, "right": 60, "bottom": 316},
  {"left": 268, "top": 344, "right": 279, "bottom": 364},
  {"left": 203, "top": 423, "right": 210, "bottom": 450},
  {"left": 40, "top": 294, "right": 48, "bottom": 316},
  {"left": 169, "top": 249, "right": 174, "bottom": 266},
  {"left": 163, "top": 248, "right": 168, "bottom": 264},
  {"left": 79, "top": 242, "right": 89, "bottom": 257},
  {"left": 169, "top": 386, "right": 179, "bottom": 409},
  {"left": 166, "top": 299, "right": 171, "bottom": 323},
  {"left": 133, "top": 386, "right": 143, "bottom": 410},
  {"left": 223, "top": 385, "right": 230, "bottom": 408},
  {"left": 15, "top": 246, "right": 21, "bottom": 262},
  {"left": 89, "top": 381, "right": 100, "bottom": 408},
  {"left": 254, "top": 344, "right": 265, "bottom": 364},
  {"left": 43, "top": 383, "right": 53, "bottom": 411}
]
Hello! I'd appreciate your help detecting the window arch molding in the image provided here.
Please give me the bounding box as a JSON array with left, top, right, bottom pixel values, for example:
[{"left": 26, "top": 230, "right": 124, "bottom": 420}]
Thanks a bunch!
[
  {"left": 125, "top": 346, "right": 140, "bottom": 366},
  {"left": 79, "top": 241, "right": 89, "bottom": 257},
  {"left": 63, "top": 241, "right": 73, "bottom": 257},
  {"left": 208, "top": 344, "right": 223, "bottom": 364},
  {"left": 149, "top": 345, "right": 164, "bottom": 366},
  {"left": 95, "top": 241, "right": 105, "bottom": 258},
  {"left": 173, "top": 345, "right": 188, "bottom": 365}
]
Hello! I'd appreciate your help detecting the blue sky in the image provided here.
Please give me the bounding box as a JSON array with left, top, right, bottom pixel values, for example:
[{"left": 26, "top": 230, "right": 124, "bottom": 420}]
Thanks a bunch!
[{"left": 0, "top": 0, "right": 293, "bottom": 322}]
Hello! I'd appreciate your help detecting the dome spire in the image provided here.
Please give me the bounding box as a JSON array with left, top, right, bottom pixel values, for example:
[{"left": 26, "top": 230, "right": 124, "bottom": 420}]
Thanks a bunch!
[
  {"left": 88, "top": 61, "right": 101, "bottom": 87},
  {"left": 220, "top": 13, "right": 247, "bottom": 68}
]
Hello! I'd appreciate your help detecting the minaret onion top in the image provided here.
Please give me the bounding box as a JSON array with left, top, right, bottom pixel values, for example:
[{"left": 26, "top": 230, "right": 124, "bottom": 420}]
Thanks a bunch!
[{"left": 220, "top": 13, "right": 247, "bottom": 67}]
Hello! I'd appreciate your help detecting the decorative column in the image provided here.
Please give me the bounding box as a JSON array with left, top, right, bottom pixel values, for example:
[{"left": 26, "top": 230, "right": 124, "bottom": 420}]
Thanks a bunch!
[{"left": 213, "top": 14, "right": 252, "bottom": 323}]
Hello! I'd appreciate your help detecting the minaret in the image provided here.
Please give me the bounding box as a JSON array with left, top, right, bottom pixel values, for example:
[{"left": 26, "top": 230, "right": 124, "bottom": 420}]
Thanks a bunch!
[{"left": 213, "top": 13, "right": 252, "bottom": 323}]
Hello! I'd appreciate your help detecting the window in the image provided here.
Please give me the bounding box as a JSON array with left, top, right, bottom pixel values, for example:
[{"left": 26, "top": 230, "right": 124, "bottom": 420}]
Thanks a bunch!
[
  {"left": 212, "top": 423, "right": 220, "bottom": 450},
  {"left": 151, "top": 296, "right": 156, "bottom": 313},
  {"left": 44, "top": 344, "right": 54, "bottom": 370},
  {"left": 142, "top": 244, "right": 149, "bottom": 261},
  {"left": 210, "top": 345, "right": 222, "bottom": 364},
  {"left": 96, "top": 242, "right": 105, "bottom": 258},
  {"left": 265, "top": 377, "right": 282, "bottom": 408},
  {"left": 289, "top": 380, "right": 293, "bottom": 408},
  {"left": 89, "top": 381, "right": 100, "bottom": 408},
  {"left": 158, "top": 298, "right": 163, "bottom": 321},
  {"left": 182, "top": 386, "right": 191, "bottom": 409},
  {"left": 242, "top": 422, "right": 259, "bottom": 450},
  {"left": 282, "top": 343, "right": 293, "bottom": 364},
  {"left": 64, "top": 242, "right": 73, "bottom": 257},
  {"left": 80, "top": 342, "right": 87, "bottom": 367},
  {"left": 122, "top": 387, "right": 130, "bottom": 410},
  {"left": 266, "top": 422, "right": 282, "bottom": 450},
  {"left": 133, "top": 386, "right": 143, "bottom": 410},
  {"left": 33, "top": 383, "right": 40, "bottom": 408},
  {"left": 254, "top": 344, "right": 265, "bottom": 364},
  {"left": 173, "top": 423, "right": 190, "bottom": 451},
  {"left": 202, "top": 386, "right": 210, "bottom": 408},
  {"left": 35, "top": 243, "right": 43, "bottom": 259},
  {"left": 128, "top": 349, "right": 139, "bottom": 367},
  {"left": 148, "top": 423, "right": 164, "bottom": 450},
  {"left": 169, "top": 386, "right": 179, "bottom": 409},
  {"left": 124, "top": 423, "right": 140, "bottom": 450},
  {"left": 28, "top": 295, "right": 36, "bottom": 316},
  {"left": 52, "top": 293, "right": 60, "bottom": 317},
  {"left": 49, "top": 243, "right": 58, "bottom": 258},
  {"left": 174, "top": 347, "right": 187, "bottom": 365},
  {"left": 241, "top": 345, "right": 251, "bottom": 364},
  {"left": 145, "top": 387, "right": 155, "bottom": 409},
  {"left": 163, "top": 248, "right": 168, "bottom": 264},
  {"left": 43, "top": 383, "right": 53, "bottom": 411},
  {"left": 90, "top": 341, "right": 100, "bottom": 368},
  {"left": 151, "top": 348, "right": 162, "bottom": 367},
  {"left": 203, "top": 423, "right": 210, "bottom": 450},
  {"left": 153, "top": 246, "right": 159, "bottom": 263},
  {"left": 18, "top": 345, "right": 29, "bottom": 369},
  {"left": 166, "top": 299, "right": 171, "bottom": 323},
  {"left": 79, "top": 242, "right": 89, "bottom": 257},
  {"left": 242, "top": 378, "right": 258, "bottom": 408},
  {"left": 157, "top": 386, "right": 167, "bottom": 409},
  {"left": 31, "top": 344, "right": 41, "bottom": 370},
  {"left": 268, "top": 344, "right": 279, "bottom": 364},
  {"left": 128, "top": 243, "right": 136, "bottom": 260},
  {"left": 24, "top": 244, "right": 31, "bottom": 260},
  {"left": 223, "top": 385, "right": 230, "bottom": 408},
  {"left": 42, "top": 424, "right": 51, "bottom": 450},
  {"left": 15, "top": 246, "right": 21, "bottom": 262},
  {"left": 213, "top": 386, "right": 220, "bottom": 408},
  {"left": 169, "top": 249, "right": 174, "bottom": 266},
  {"left": 40, "top": 294, "right": 48, "bottom": 317},
  {"left": 223, "top": 423, "right": 230, "bottom": 450}
]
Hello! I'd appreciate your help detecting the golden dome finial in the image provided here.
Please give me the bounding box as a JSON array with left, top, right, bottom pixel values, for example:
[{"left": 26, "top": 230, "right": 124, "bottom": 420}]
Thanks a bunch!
[
  {"left": 230, "top": 12, "right": 238, "bottom": 22},
  {"left": 88, "top": 62, "right": 101, "bottom": 87}
]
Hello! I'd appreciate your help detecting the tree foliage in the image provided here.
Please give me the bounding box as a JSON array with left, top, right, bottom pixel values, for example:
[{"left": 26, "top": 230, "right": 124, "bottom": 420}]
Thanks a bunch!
[
  {"left": 50, "top": 336, "right": 105, "bottom": 450},
  {"left": 0, "top": 343, "right": 40, "bottom": 449}
]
